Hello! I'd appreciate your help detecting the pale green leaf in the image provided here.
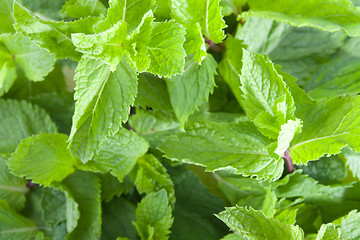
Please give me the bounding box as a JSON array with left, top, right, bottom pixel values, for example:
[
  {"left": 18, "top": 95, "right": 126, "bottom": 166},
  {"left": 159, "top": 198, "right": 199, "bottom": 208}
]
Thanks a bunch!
[
  {"left": 68, "top": 57, "right": 137, "bottom": 162},
  {"left": 314, "top": 223, "right": 341, "bottom": 240},
  {"left": 240, "top": 49, "right": 296, "bottom": 139},
  {"left": 125, "top": 10, "right": 154, "bottom": 72},
  {"left": 134, "top": 189, "right": 173, "bottom": 240},
  {"left": 217, "top": 206, "right": 304, "bottom": 240},
  {"left": 20, "top": 0, "right": 65, "bottom": 20},
  {"left": 13, "top": 2, "right": 101, "bottom": 60},
  {"left": 0, "top": 199, "right": 40, "bottom": 240},
  {"left": 0, "top": 156, "right": 28, "bottom": 211},
  {"left": 57, "top": 171, "right": 102, "bottom": 240},
  {"left": 158, "top": 121, "right": 283, "bottom": 180},
  {"left": 183, "top": 23, "right": 206, "bottom": 63},
  {"left": 274, "top": 208, "right": 298, "bottom": 225},
  {"left": 243, "top": 0, "right": 360, "bottom": 37},
  {"left": 0, "top": 0, "right": 14, "bottom": 33},
  {"left": 0, "top": 46, "right": 16, "bottom": 96},
  {"left": 275, "top": 118, "right": 302, "bottom": 157},
  {"left": 0, "top": 33, "right": 56, "bottom": 82},
  {"left": 305, "top": 56, "right": 360, "bottom": 99},
  {"left": 72, "top": 21, "right": 128, "bottom": 71},
  {"left": 79, "top": 128, "right": 149, "bottom": 181},
  {"left": 335, "top": 210, "right": 360, "bottom": 240},
  {"left": 218, "top": 35, "right": 244, "bottom": 105},
  {"left": 166, "top": 54, "right": 217, "bottom": 125},
  {"left": 96, "top": 0, "right": 155, "bottom": 32},
  {"left": 60, "top": 0, "right": 106, "bottom": 19},
  {"left": 290, "top": 96, "right": 360, "bottom": 164},
  {"left": 170, "top": 0, "right": 227, "bottom": 43},
  {"left": 343, "top": 147, "right": 360, "bottom": 179},
  {"left": 132, "top": 154, "right": 175, "bottom": 205},
  {"left": 221, "top": 233, "right": 244, "bottom": 240},
  {"left": 0, "top": 99, "right": 57, "bottom": 156},
  {"left": 8, "top": 133, "right": 80, "bottom": 187},
  {"left": 147, "top": 20, "right": 186, "bottom": 77}
]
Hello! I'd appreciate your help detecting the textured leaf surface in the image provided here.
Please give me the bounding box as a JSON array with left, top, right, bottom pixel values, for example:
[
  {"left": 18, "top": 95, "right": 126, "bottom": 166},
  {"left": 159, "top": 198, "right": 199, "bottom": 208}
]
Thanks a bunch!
[
  {"left": 68, "top": 57, "right": 137, "bottom": 162},
  {"left": 159, "top": 121, "right": 283, "bottom": 180},
  {"left": 13, "top": 2, "right": 100, "bottom": 60},
  {"left": 243, "top": 0, "right": 360, "bottom": 37},
  {"left": 8, "top": 133, "right": 80, "bottom": 187},
  {"left": 147, "top": 21, "right": 186, "bottom": 77},
  {"left": 0, "top": 200, "right": 40, "bottom": 239},
  {"left": 275, "top": 118, "right": 302, "bottom": 156},
  {"left": 0, "top": 99, "right": 56, "bottom": 156},
  {"left": 81, "top": 128, "right": 149, "bottom": 181},
  {"left": 60, "top": 0, "right": 106, "bottom": 19},
  {"left": 170, "top": 0, "right": 226, "bottom": 43},
  {"left": 343, "top": 147, "right": 360, "bottom": 179},
  {"left": 166, "top": 54, "right": 217, "bottom": 125},
  {"left": 0, "top": 156, "right": 28, "bottom": 211},
  {"left": 183, "top": 23, "right": 206, "bottom": 63},
  {"left": 217, "top": 206, "right": 304, "bottom": 240},
  {"left": 314, "top": 223, "right": 341, "bottom": 240},
  {"left": 305, "top": 56, "right": 360, "bottom": 99},
  {"left": 0, "top": 33, "right": 55, "bottom": 83},
  {"left": 290, "top": 96, "right": 360, "bottom": 164},
  {"left": 240, "top": 49, "right": 296, "bottom": 139},
  {"left": 134, "top": 189, "right": 173, "bottom": 240},
  {"left": 132, "top": 154, "right": 175, "bottom": 205}
]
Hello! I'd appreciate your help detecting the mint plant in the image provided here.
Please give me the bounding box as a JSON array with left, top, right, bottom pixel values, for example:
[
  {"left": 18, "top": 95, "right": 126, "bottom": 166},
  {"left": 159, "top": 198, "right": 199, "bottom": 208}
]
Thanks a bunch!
[{"left": 1, "top": 0, "right": 360, "bottom": 239}]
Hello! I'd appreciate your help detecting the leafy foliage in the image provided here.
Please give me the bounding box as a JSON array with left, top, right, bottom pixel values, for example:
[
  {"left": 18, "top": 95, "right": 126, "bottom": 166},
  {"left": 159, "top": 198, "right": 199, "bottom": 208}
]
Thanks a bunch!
[{"left": 2, "top": 0, "right": 360, "bottom": 239}]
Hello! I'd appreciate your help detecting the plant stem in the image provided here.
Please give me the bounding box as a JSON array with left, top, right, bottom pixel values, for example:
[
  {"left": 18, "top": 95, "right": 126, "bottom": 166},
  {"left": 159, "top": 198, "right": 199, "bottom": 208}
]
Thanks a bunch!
[{"left": 283, "top": 149, "right": 294, "bottom": 173}]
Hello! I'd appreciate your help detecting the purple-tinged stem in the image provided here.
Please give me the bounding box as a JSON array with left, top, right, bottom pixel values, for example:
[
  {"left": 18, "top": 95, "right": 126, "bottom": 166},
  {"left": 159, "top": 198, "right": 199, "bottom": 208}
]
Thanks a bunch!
[
  {"left": 27, "top": 180, "right": 37, "bottom": 188},
  {"left": 283, "top": 149, "right": 294, "bottom": 173},
  {"left": 205, "top": 38, "right": 225, "bottom": 52}
]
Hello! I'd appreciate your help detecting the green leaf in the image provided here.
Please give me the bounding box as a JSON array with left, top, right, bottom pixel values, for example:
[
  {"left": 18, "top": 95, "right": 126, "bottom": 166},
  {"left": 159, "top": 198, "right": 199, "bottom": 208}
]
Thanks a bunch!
[
  {"left": 314, "top": 223, "right": 341, "bottom": 240},
  {"left": 134, "top": 189, "right": 173, "bottom": 240},
  {"left": 158, "top": 121, "right": 283, "bottom": 180},
  {"left": 170, "top": 0, "right": 227, "bottom": 43},
  {"left": 96, "top": 0, "right": 155, "bottom": 33},
  {"left": 147, "top": 20, "right": 186, "bottom": 77},
  {"left": 8, "top": 133, "right": 80, "bottom": 187},
  {"left": 132, "top": 154, "right": 175, "bottom": 205},
  {"left": 166, "top": 54, "right": 217, "bottom": 125},
  {"left": 0, "top": 45, "right": 16, "bottom": 96},
  {"left": 0, "top": 99, "right": 57, "bottom": 156},
  {"left": 13, "top": 2, "right": 101, "bottom": 60},
  {"left": 333, "top": 210, "right": 360, "bottom": 240},
  {"left": 218, "top": 35, "right": 244, "bottom": 105},
  {"left": 183, "top": 23, "right": 207, "bottom": 63},
  {"left": 217, "top": 206, "right": 304, "bottom": 240},
  {"left": 169, "top": 167, "right": 228, "bottom": 240},
  {"left": 275, "top": 118, "right": 302, "bottom": 157},
  {"left": 221, "top": 233, "right": 244, "bottom": 240},
  {"left": 0, "top": 0, "right": 14, "bottom": 33},
  {"left": 60, "top": 0, "right": 107, "bottom": 19},
  {"left": 99, "top": 174, "right": 133, "bottom": 202},
  {"left": 289, "top": 96, "right": 360, "bottom": 164},
  {"left": 129, "top": 109, "right": 181, "bottom": 148},
  {"left": 240, "top": 49, "right": 296, "bottom": 139},
  {"left": 0, "top": 33, "right": 56, "bottom": 81},
  {"left": 102, "top": 197, "right": 137, "bottom": 240},
  {"left": 0, "top": 156, "right": 28, "bottom": 211},
  {"left": 68, "top": 57, "right": 137, "bottom": 163},
  {"left": 242, "top": 0, "right": 360, "bottom": 37},
  {"left": 305, "top": 56, "right": 360, "bottom": 99},
  {"left": 72, "top": 21, "right": 128, "bottom": 71},
  {"left": 343, "top": 147, "right": 360, "bottom": 180},
  {"left": 0, "top": 199, "right": 40, "bottom": 239},
  {"left": 135, "top": 73, "right": 172, "bottom": 111},
  {"left": 57, "top": 171, "right": 102, "bottom": 240},
  {"left": 80, "top": 128, "right": 149, "bottom": 181},
  {"left": 20, "top": 0, "right": 65, "bottom": 20}
]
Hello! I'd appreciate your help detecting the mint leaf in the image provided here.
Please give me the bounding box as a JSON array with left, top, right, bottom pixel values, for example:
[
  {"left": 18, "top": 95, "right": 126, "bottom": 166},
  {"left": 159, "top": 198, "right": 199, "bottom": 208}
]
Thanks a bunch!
[
  {"left": 13, "top": 2, "right": 101, "bottom": 60},
  {"left": 221, "top": 233, "right": 243, "bottom": 240},
  {"left": 243, "top": 0, "right": 360, "bottom": 37},
  {"left": 217, "top": 206, "right": 304, "bottom": 240},
  {"left": 240, "top": 49, "right": 296, "bottom": 139},
  {"left": 170, "top": 0, "right": 226, "bottom": 43},
  {"left": 60, "top": 0, "right": 106, "bottom": 19},
  {"left": 275, "top": 118, "right": 302, "bottom": 157},
  {"left": 134, "top": 189, "right": 173, "bottom": 240},
  {"left": 290, "top": 96, "right": 360, "bottom": 164},
  {"left": 68, "top": 57, "right": 137, "bottom": 162},
  {"left": 335, "top": 210, "right": 360, "bottom": 240},
  {"left": 305, "top": 55, "right": 360, "bottom": 99},
  {"left": 159, "top": 121, "right": 283, "bottom": 180},
  {"left": 147, "top": 20, "right": 186, "bottom": 77},
  {"left": 0, "top": 199, "right": 40, "bottom": 239},
  {"left": 183, "top": 23, "right": 207, "bottom": 63},
  {"left": 0, "top": 0, "right": 14, "bottom": 33},
  {"left": 80, "top": 128, "right": 149, "bottom": 181},
  {"left": 0, "top": 99, "right": 57, "bottom": 156},
  {"left": 343, "top": 147, "right": 360, "bottom": 179},
  {"left": 0, "top": 156, "right": 28, "bottom": 211},
  {"left": 8, "top": 133, "right": 80, "bottom": 187},
  {"left": 314, "top": 223, "right": 341, "bottom": 240},
  {"left": 166, "top": 54, "right": 217, "bottom": 125},
  {"left": 132, "top": 154, "right": 175, "bottom": 205}
]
